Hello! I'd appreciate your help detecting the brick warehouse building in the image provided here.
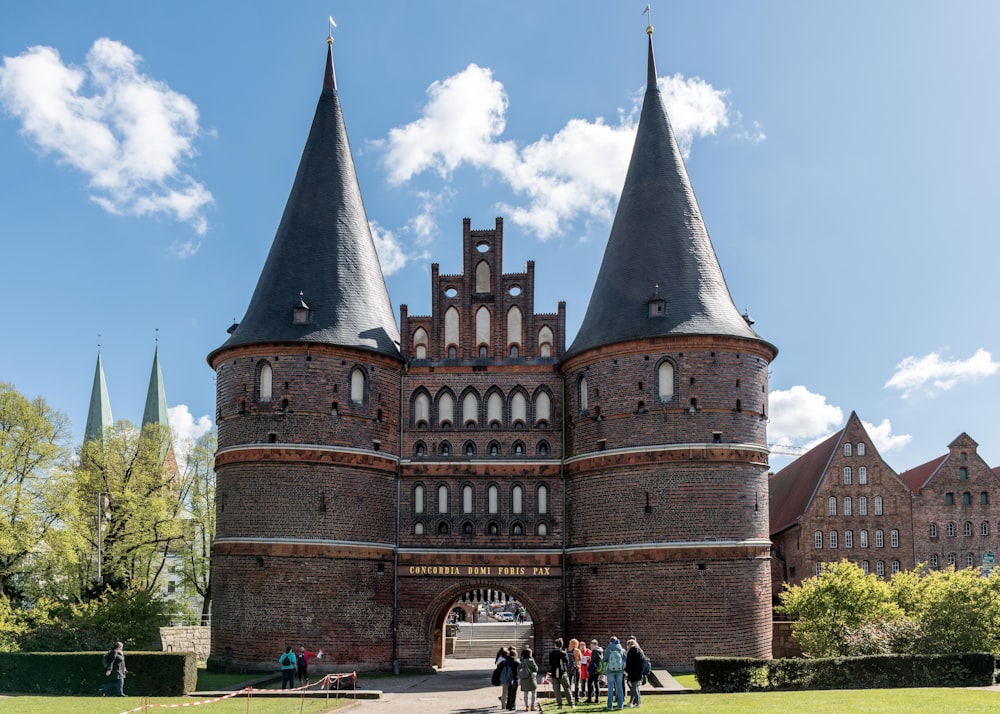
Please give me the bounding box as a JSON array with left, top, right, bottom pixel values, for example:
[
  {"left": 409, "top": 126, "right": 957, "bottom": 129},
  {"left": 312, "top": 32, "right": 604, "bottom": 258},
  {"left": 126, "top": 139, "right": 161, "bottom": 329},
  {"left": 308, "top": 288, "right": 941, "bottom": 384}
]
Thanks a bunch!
[{"left": 207, "top": 26, "right": 777, "bottom": 672}]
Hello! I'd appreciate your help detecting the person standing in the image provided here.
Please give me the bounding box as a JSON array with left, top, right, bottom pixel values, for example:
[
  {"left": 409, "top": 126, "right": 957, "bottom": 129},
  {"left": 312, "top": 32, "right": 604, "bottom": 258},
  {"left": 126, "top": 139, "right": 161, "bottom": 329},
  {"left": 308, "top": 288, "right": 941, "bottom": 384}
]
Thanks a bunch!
[
  {"left": 624, "top": 638, "right": 645, "bottom": 708},
  {"left": 518, "top": 647, "right": 539, "bottom": 711},
  {"left": 566, "top": 639, "right": 582, "bottom": 704},
  {"left": 99, "top": 642, "right": 128, "bottom": 697},
  {"left": 504, "top": 645, "right": 521, "bottom": 710},
  {"left": 603, "top": 637, "right": 626, "bottom": 711},
  {"left": 586, "top": 639, "right": 603, "bottom": 703},
  {"left": 279, "top": 646, "right": 297, "bottom": 689},
  {"left": 547, "top": 637, "right": 575, "bottom": 709},
  {"left": 296, "top": 645, "right": 323, "bottom": 685},
  {"left": 578, "top": 639, "right": 590, "bottom": 704}
]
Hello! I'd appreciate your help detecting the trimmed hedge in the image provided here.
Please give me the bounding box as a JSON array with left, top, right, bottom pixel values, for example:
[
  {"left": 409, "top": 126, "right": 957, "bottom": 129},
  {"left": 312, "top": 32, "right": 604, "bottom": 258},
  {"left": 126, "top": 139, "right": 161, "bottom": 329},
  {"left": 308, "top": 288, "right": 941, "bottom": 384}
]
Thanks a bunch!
[
  {"left": 0, "top": 651, "right": 198, "bottom": 695},
  {"left": 694, "top": 652, "right": 995, "bottom": 693}
]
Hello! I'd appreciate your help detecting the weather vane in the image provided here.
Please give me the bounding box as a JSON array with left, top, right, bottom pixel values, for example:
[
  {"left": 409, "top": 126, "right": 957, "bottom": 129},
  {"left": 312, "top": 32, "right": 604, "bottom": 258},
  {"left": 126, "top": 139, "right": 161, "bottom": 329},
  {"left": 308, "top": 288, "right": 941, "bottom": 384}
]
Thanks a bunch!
[
  {"left": 328, "top": 15, "right": 337, "bottom": 44},
  {"left": 643, "top": 4, "right": 653, "bottom": 34}
]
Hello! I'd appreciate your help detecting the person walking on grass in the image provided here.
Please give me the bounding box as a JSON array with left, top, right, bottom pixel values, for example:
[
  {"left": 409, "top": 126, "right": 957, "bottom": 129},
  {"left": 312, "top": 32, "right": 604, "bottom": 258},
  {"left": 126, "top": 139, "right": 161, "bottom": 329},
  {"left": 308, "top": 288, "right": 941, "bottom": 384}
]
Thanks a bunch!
[{"left": 99, "top": 642, "right": 128, "bottom": 697}]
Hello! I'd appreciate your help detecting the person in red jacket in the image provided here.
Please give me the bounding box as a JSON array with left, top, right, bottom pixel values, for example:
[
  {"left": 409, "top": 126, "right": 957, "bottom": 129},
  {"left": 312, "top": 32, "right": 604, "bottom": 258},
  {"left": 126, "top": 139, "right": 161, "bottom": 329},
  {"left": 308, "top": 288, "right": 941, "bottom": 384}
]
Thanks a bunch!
[{"left": 296, "top": 645, "right": 323, "bottom": 685}]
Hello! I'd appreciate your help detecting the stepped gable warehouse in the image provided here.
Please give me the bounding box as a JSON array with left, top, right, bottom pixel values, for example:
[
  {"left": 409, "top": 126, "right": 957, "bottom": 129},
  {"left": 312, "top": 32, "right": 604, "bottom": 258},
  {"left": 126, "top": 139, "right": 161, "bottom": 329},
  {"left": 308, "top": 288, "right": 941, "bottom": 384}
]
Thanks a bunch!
[{"left": 207, "top": 25, "right": 776, "bottom": 672}]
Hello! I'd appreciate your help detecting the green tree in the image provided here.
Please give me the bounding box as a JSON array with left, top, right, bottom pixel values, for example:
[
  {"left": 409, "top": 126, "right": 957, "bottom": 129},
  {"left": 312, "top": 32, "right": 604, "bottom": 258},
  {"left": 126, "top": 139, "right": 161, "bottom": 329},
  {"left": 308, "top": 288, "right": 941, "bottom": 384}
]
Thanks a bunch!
[
  {"left": 890, "top": 565, "right": 1000, "bottom": 655},
  {"left": 777, "top": 559, "right": 906, "bottom": 657},
  {"left": 174, "top": 430, "right": 215, "bottom": 619},
  {"left": 73, "top": 421, "right": 183, "bottom": 593},
  {"left": 0, "top": 382, "right": 71, "bottom": 601}
]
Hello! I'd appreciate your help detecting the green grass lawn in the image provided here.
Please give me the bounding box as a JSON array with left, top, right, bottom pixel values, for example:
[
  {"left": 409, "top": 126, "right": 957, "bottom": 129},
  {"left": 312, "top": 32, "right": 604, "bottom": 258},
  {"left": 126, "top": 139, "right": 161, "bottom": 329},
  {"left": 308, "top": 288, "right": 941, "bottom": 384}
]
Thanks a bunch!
[{"left": 2, "top": 688, "right": 999, "bottom": 714}]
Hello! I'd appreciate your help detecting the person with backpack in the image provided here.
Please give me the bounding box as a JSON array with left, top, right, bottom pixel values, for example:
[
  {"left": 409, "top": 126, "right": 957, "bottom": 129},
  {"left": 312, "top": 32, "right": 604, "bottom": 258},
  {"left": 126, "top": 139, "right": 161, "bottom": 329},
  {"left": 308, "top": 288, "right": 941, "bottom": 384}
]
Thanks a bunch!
[
  {"left": 99, "top": 642, "right": 128, "bottom": 697},
  {"left": 602, "top": 637, "right": 625, "bottom": 710},
  {"left": 278, "top": 646, "right": 297, "bottom": 689},
  {"left": 624, "top": 638, "right": 646, "bottom": 708},
  {"left": 586, "top": 639, "right": 603, "bottom": 703},
  {"left": 547, "top": 637, "right": 574, "bottom": 709},
  {"left": 518, "top": 646, "right": 539, "bottom": 711}
]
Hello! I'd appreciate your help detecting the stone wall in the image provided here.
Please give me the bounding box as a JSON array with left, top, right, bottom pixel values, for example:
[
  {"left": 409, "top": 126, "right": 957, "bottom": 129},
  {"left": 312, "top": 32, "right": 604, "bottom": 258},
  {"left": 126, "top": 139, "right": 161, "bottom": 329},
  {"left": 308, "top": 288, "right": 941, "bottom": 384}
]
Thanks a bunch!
[{"left": 160, "top": 626, "right": 211, "bottom": 661}]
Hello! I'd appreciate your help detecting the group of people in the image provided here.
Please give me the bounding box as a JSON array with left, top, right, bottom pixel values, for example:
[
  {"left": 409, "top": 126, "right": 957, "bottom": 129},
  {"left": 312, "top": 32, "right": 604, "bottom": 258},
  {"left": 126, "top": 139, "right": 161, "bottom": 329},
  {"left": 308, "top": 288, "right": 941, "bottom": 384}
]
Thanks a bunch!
[
  {"left": 495, "top": 636, "right": 648, "bottom": 711},
  {"left": 278, "top": 645, "right": 323, "bottom": 689}
]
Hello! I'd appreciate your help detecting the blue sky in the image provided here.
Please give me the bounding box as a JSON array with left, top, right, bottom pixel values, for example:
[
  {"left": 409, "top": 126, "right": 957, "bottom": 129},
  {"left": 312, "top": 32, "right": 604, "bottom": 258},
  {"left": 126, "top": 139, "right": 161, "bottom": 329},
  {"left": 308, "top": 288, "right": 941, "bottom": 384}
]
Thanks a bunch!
[{"left": 2, "top": 1, "right": 998, "bottom": 473}]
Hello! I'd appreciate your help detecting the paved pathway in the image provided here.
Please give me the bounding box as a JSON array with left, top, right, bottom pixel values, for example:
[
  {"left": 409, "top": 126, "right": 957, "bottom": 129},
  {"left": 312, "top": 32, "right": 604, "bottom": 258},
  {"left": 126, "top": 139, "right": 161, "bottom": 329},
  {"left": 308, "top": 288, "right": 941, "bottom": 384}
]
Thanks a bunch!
[{"left": 353, "top": 657, "right": 687, "bottom": 714}]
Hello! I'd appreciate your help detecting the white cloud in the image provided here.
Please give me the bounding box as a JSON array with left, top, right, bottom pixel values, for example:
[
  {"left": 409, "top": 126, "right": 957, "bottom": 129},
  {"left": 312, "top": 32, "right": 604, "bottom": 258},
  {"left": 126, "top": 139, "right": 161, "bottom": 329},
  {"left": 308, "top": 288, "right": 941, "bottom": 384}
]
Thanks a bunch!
[
  {"left": 370, "top": 220, "right": 412, "bottom": 276},
  {"left": 884, "top": 348, "right": 999, "bottom": 399},
  {"left": 377, "top": 64, "right": 749, "bottom": 240},
  {"left": 0, "top": 39, "right": 213, "bottom": 239},
  {"left": 168, "top": 404, "right": 213, "bottom": 473},
  {"left": 767, "top": 385, "right": 843, "bottom": 447},
  {"left": 861, "top": 418, "right": 911, "bottom": 454}
]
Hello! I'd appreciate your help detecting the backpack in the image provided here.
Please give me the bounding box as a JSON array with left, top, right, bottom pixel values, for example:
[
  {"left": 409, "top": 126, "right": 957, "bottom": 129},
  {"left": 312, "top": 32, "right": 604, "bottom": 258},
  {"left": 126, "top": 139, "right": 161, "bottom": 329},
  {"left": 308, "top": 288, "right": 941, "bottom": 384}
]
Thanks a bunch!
[
  {"left": 491, "top": 663, "right": 504, "bottom": 686},
  {"left": 641, "top": 652, "right": 651, "bottom": 676},
  {"left": 280, "top": 653, "right": 294, "bottom": 667},
  {"left": 500, "top": 662, "right": 514, "bottom": 685},
  {"left": 518, "top": 659, "right": 532, "bottom": 679},
  {"left": 605, "top": 647, "right": 623, "bottom": 673},
  {"left": 588, "top": 650, "right": 601, "bottom": 677},
  {"left": 102, "top": 649, "right": 115, "bottom": 669}
]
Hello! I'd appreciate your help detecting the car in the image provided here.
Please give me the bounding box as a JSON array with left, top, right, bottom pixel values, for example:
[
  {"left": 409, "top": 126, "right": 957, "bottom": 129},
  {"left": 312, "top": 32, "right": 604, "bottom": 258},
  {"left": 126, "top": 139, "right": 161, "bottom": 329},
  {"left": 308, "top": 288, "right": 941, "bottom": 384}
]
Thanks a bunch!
[{"left": 499, "top": 612, "right": 515, "bottom": 622}]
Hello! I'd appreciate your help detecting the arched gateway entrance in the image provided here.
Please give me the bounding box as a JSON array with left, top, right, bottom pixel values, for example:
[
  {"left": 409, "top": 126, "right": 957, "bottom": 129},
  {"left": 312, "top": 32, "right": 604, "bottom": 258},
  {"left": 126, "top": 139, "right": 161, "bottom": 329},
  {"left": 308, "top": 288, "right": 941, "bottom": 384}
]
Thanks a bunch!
[{"left": 424, "top": 581, "right": 555, "bottom": 669}]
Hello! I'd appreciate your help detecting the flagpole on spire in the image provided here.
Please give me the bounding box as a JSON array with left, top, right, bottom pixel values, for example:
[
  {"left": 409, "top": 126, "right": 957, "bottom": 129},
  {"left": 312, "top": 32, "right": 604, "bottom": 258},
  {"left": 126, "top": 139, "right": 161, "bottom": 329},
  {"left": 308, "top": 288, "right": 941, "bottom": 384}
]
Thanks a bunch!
[
  {"left": 328, "top": 15, "right": 337, "bottom": 45},
  {"left": 643, "top": 4, "right": 653, "bottom": 35}
]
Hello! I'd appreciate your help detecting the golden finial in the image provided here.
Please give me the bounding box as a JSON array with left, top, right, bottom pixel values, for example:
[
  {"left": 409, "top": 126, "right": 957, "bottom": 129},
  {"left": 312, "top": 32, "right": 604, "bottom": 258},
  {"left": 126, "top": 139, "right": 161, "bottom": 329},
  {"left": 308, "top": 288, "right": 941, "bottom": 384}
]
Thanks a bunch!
[
  {"left": 328, "top": 16, "right": 336, "bottom": 45},
  {"left": 643, "top": 4, "right": 654, "bottom": 35}
]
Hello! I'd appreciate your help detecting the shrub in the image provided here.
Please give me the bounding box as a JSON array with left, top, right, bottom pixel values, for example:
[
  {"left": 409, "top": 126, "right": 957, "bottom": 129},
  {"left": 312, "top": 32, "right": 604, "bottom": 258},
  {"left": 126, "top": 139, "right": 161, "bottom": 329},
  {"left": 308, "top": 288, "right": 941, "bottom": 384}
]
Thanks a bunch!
[{"left": 0, "top": 651, "right": 197, "bottom": 695}]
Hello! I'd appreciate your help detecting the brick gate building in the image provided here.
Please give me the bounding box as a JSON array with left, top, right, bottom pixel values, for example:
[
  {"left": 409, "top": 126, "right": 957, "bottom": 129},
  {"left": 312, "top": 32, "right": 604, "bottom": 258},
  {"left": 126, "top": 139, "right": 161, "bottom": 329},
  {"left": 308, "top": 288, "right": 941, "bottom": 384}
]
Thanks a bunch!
[{"left": 208, "top": 25, "right": 776, "bottom": 673}]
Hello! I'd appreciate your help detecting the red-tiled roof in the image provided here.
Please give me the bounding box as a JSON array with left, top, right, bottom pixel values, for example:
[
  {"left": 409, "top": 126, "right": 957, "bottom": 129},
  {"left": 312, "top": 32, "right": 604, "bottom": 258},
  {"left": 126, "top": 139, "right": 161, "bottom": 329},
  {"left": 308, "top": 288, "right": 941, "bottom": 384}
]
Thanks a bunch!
[
  {"left": 769, "top": 430, "right": 842, "bottom": 535},
  {"left": 898, "top": 454, "right": 948, "bottom": 493}
]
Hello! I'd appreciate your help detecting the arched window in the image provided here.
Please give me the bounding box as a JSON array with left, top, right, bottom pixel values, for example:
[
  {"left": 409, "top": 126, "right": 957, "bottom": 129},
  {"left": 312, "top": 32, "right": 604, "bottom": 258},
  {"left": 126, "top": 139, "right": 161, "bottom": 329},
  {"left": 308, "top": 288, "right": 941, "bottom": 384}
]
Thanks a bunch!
[
  {"left": 857, "top": 442, "right": 866, "bottom": 456},
  {"left": 964, "top": 521, "right": 973, "bottom": 537},
  {"left": 860, "top": 530, "right": 869, "bottom": 547},
  {"left": 512, "top": 522, "right": 524, "bottom": 536},
  {"left": 487, "top": 522, "right": 499, "bottom": 536},
  {"left": 438, "top": 521, "right": 450, "bottom": 535},
  {"left": 445, "top": 307, "right": 460, "bottom": 355},
  {"left": 438, "top": 391, "right": 455, "bottom": 427},
  {"left": 437, "top": 484, "right": 449, "bottom": 513},
  {"left": 930, "top": 523, "right": 938, "bottom": 538},
  {"left": 487, "top": 392, "right": 504, "bottom": 426},
  {"left": 538, "top": 326, "right": 553, "bottom": 358},
  {"left": 537, "top": 522, "right": 548, "bottom": 536},
  {"left": 962, "top": 492, "right": 972, "bottom": 505},
  {"left": 828, "top": 497, "right": 837, "bottom": 516},
  {"left": 890, "top": 529, "right": 899, "bottom": 548},
  {"left": 967, "top": 553, "right": 975, "bottom": 567},
  {"left": 513, "top": 441, "right": 525, "bottom": 456},
  {"left": 981, "top": 492, "right": 990, "bottom": 505},
  {"left": 829, "top": 530, "right": 838, "bottom": 548},
  {"left": 414, "top": 442, "right": 427, "bottom": 457},
  {"left": 844, "top": 443, "right": 852, "bottom": 457},
  {"left": 507, "top": 306, "right": 522, "bottom": 354},
  {"left": 861, "top": 560, "right": 870, "bottom": 575},
  {"left": 874, "top": 496, "right": 883, "bottom": 515},
  {"left": 462, "top": 485, "right": 473, "bottom": 514},
  {"left": 476, "top": 306, "right": 491, "bottom": 353},
  {"left": 488, "top": 485, "right": 499, "bottom": 514},
  {"left": 475, "top": 260, "right": 491, "bottom": 293},
  {"left": 350, "top": 367, "right": 365, "bottom": 404},
  {"left": 489, "top": 441, "right": 500, "bottom": 457},
  {"left": 814, "top": 531, "right": 823, "bottom": 549},
  {"left": 947, "top": 553, "right": 956, "bottom": 566},
  {"left": 537, "top": 485, "right": 548, "bottom": 515},
  {"left": 413, "top": 328, "right": 428, "bottom": 359},
  {"left": 982, "top": 521, "right": 990, "bottom": 536},
  {"left": 844, "top": 530, "right": 853, "bottom": 548},
  {"left": 464, "top": 441, "right": 475, "bottom": 458},
  {"left": 657, "top": 360, "right": 674, "bottom": 401},
  {"left": 512, "top": 485, "right": 523, "bottom": 514},
  {"left": 579, "top": 376, "right": 589, "bottom": 411},
  {"left": 859, "top": 496, "right": 868, "bottom": 516},
  {"left": 844, "top": 497, "right": 852, "bottom": 516},
  {"left": 930, "top": 554, "right": 939, "bottom": 568},
  {"left": 947, "top": 522, "right": 956, "bottom": 537},
  {"left": 537, "top": 441, "right": 550, "bottom": 457},
  {"left": 439, "top": 442, "right": 451, "bottom": 457},
  {"left": 959, "top": 467, "right": 969, "bottom": 480},
  {"left": 859, "top": 466, "right": 868, "bottom": 485},
  {"left": 414, "top": 522, "right": 424, "bottom": 535},
  {"left": 875, "top": 529, "right": 884, "bottom": 548},
  {"left": 414, "top": 484, "right": 425, "bottom": 514},
  {"left": 945, "top": 492, "right": 955, "bottom": 505},
  {"left": 257, "top": 361, "right": 273, "bottom": 402},
  {"left": 511, "top": 391, "right": 527, "bottom": 427},
  {"left": 462, "top": 521, "right": 474, "bottom": 535},
  {"left": 462, "top": 392, "right": 479, "bottom": 427},
  {"left": 535, "top": 391, "right": 551, "bottom": 425},
  {"left": 413, "top": 392, "right": 430, "bottom": 426},
  {"left": 843, "top": 467, "right": 852, "bottom": 485}
]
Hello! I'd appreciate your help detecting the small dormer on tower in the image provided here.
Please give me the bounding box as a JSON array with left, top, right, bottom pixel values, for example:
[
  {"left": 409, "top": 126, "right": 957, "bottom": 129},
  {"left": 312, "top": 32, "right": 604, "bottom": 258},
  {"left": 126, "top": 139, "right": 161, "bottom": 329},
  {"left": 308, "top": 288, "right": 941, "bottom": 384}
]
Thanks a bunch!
[
  {"left": 647, "top": 284, "right": 666, "bottom": 318},
  {"left": 292, "top": 292, "right": 311, "bottom": 325}
]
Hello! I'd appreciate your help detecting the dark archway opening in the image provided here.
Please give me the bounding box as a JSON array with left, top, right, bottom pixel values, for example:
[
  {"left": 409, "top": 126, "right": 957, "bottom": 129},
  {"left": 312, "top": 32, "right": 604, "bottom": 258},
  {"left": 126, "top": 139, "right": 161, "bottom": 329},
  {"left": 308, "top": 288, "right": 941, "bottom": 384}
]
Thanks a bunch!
[{"left": 432, "top": 585, "right": 539, "bottom": 669}]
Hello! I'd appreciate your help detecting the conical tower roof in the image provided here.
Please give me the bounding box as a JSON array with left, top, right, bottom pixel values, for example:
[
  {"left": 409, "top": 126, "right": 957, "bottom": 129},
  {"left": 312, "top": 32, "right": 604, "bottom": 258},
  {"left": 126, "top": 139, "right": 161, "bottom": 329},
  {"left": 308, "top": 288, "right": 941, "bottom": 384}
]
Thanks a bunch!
[
  {"left": 566, "top": 30, "right": 772, "bottom": 358},
  {"left": 83, "top": 352, "right": 113, "bottom": 444},
  {"left": 210, "top": 42, "right": 400, "bottom": 361},
  {"left": 142, "top": 346, "right": 170, "bottom": 430}
]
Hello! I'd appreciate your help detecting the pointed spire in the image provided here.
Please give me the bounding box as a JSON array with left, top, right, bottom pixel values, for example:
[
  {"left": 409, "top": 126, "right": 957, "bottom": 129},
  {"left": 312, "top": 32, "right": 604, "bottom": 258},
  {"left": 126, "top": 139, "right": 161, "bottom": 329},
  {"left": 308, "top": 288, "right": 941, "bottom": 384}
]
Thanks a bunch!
[
  {"left": 84, "top": 351, "right": 113, "bottom": 444},
  {"left": 567, "top": 26, "right": 773, "bottom": 358},
  {"left": 211, "top": 40, "right": 400, "bottom": 362},
  {"left": 142, "top": 345, "right": 170, "bottom": 430}
]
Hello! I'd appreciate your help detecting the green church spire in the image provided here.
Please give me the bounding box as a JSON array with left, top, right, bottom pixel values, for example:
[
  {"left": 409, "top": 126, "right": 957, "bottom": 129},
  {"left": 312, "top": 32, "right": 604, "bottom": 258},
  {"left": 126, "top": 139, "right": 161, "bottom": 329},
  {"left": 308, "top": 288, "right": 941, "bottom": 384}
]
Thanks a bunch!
[
  {"left": 142, "top": 345, "right": 170, "bottom": 430},
  {"left": 84, "top": 351, "right": 113, "bottom": 444}
]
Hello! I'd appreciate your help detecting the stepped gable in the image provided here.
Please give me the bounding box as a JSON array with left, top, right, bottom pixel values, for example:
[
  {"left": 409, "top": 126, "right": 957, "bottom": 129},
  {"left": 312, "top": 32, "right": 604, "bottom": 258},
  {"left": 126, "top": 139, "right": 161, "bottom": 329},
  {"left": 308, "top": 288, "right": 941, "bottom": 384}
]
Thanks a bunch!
[
  {"left": 769, "top": 430, "right": 842, "bottom": 535},
  {"left": 567, "top": 32, "right": 770, "bottom": 357},
  {"left": 211, "top": 42, "right": 400, "bottom": 362}
]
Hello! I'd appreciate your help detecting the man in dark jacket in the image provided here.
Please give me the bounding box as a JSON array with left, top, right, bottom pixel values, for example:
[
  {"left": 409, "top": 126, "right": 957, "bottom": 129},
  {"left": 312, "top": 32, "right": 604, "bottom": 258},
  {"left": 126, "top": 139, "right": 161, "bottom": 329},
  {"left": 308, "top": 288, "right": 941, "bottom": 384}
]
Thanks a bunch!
[
  {"left": 99, "top": 642, "right": 128, "bottom": 697},
  {"left": 547, "top": 637, "right": 575, "bottom": 709}
]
